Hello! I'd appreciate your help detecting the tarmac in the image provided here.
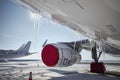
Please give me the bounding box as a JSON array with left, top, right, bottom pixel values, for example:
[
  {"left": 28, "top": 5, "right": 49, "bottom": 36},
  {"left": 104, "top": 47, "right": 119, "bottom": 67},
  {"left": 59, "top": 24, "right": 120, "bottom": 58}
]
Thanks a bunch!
[{"left": 0, "top": 60, "right": 120, "bottom": 80}]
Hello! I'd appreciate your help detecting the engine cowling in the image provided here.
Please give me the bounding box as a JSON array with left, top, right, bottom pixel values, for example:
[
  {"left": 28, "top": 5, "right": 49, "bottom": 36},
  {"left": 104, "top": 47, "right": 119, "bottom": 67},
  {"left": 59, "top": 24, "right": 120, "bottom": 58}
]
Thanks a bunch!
[{"left": 41, "top": 43, "right": 81, "bottom": 67}]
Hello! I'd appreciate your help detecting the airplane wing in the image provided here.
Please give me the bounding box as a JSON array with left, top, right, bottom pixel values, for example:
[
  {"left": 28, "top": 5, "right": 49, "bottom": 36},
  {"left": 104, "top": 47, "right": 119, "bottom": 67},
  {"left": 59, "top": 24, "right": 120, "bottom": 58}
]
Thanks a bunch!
[
  {"left": 12, "top": 0, "right": 120, "bottom": 37},
  {"left": 12, "top": 0, "right": 120, "bottom": 56},
  {"left": 59, "top": 39, "right": 91, "bottom": 51},
  {"left": 23, "top": 52, "right": 38, "bottom": 57}
]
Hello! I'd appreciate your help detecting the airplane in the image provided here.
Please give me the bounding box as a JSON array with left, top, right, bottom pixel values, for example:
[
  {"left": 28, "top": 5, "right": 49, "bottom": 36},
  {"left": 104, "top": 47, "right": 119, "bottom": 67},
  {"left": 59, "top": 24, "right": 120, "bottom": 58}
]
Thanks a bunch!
[
  {"left": 0, "top": 41, "right": 36, "bottom": 60},
  {"left": 11, "top": 0, "right": 120, "bottom": 73}
]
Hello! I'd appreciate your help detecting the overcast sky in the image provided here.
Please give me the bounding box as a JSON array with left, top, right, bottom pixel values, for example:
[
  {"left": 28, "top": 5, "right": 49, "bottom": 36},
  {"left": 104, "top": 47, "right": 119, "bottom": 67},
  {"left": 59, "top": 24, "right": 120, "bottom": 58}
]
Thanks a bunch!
[{"left": 0, "top": 0, "right": 119, "bottom": 60}]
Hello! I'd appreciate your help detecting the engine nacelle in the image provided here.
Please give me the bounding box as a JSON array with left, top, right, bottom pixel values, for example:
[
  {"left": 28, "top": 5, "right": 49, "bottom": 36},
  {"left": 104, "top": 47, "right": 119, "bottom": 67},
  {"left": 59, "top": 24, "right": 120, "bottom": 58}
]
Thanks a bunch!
[{"left": 41, "top": 43, "right": 81, "bottom": 67}]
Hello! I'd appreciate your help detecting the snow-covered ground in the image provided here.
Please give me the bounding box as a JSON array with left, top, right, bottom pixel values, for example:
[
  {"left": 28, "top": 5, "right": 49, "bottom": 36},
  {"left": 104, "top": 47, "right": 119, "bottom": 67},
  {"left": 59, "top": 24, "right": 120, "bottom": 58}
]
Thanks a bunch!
[{"left": 0, "top": 60, "right": 119, "bottom": 80}]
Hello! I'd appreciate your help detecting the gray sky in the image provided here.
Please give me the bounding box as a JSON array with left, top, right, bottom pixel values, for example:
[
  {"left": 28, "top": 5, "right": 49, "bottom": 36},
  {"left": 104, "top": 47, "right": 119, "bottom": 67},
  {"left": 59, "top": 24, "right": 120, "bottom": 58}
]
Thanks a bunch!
[{"left": 0, "top": 0, "right": 119, "bottom": 60}]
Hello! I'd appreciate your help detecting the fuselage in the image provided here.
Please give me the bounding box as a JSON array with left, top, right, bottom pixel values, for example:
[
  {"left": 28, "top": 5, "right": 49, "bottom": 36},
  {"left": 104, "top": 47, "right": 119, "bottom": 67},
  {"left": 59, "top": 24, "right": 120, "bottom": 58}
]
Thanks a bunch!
[
  {"left": 0, "top": 50, "right": 29, "bottom": 59},
  {"left": 0, "top": 41, "right": 33, "bottom": 60}
]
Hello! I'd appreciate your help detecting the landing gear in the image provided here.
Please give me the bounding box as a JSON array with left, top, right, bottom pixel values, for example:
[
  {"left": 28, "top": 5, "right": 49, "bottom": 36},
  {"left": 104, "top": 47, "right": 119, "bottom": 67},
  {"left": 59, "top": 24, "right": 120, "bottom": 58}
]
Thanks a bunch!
[{"left": 90, "top": 42, "right": 106, "bottom": 73}]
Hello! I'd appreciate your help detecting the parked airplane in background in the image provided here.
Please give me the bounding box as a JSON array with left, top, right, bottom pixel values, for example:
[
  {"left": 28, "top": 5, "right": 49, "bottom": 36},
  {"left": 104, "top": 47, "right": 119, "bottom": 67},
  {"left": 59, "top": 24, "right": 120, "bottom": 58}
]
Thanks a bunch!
[
  {"left": 11, "top": 0, "right": 120, "bottom": 73},
  {"left": 0, "top": 41, "right": 36, "bottom": 60}
]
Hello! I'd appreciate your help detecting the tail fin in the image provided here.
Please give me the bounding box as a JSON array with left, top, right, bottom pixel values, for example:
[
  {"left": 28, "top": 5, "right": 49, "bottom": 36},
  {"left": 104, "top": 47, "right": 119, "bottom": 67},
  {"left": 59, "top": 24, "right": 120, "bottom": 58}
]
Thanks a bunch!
[
  {"left": 17, "top": 41, "right": 31, "bottom": 52},
  {"left": 17, "top": 43, "right": 25, "bottom": 52}
]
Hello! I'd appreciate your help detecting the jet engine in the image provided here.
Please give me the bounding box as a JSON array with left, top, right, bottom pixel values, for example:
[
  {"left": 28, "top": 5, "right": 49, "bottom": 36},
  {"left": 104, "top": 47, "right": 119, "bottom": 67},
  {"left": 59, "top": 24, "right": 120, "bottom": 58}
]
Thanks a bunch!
[{"left": 41, "top": 43, "right": 81, "bottom": 67}]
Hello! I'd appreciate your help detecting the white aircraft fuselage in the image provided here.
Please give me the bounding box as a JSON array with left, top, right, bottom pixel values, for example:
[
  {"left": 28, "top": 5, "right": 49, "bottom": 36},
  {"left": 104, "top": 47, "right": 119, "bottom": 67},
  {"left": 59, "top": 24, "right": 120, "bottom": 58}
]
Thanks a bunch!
[
  {"left": 0, "top": 50, "right": 29, "bottom": 59},
  {"left": 0, "top": 41, "right": 36, "bottom": 60}
]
